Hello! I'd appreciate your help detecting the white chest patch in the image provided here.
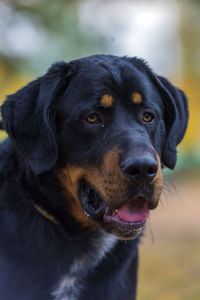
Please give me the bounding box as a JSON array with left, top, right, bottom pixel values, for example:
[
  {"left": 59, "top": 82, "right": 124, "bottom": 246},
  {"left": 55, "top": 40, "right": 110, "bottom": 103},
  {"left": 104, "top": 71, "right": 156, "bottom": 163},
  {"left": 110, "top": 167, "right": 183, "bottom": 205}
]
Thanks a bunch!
[{"left": 52, "top": 232, "right": 117, "bottom": 300}]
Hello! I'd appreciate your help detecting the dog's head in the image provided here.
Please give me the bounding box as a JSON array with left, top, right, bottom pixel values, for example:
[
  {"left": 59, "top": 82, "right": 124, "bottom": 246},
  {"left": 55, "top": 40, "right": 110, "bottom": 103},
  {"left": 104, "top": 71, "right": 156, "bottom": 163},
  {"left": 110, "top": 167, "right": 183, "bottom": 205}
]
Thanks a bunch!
[{"left": 1, "top": 55, "right": 188, "bottom": 239}]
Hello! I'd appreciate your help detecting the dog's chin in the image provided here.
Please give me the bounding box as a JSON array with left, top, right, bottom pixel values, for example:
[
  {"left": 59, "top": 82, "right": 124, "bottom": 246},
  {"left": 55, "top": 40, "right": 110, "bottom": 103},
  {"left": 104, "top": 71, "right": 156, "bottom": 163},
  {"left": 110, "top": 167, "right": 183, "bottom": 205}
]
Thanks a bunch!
[{"left": 79, "top": 179, "right": 155, "bottom": 240}]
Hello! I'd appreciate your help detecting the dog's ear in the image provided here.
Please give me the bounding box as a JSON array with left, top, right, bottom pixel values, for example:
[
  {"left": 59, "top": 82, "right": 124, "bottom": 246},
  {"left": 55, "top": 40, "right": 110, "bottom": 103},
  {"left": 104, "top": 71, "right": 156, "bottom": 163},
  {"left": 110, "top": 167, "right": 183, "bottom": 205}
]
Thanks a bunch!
[
  {"left": 151, "top": 74, "right": 189, "bottom": 169},
  {"left": 1, "top": 62, "right": 75, "bottom": 174}
]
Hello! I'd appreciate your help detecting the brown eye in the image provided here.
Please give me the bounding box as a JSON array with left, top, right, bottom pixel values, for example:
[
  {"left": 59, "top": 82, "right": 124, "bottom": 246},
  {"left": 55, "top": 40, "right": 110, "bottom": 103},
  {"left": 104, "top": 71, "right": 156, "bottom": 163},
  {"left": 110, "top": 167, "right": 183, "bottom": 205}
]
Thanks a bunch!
[
  {"left": 142, "top": 112, "right": 154, "bottom": 123},
  {"left": 86, "top": 114, "right": 100, "bottom": 124}
]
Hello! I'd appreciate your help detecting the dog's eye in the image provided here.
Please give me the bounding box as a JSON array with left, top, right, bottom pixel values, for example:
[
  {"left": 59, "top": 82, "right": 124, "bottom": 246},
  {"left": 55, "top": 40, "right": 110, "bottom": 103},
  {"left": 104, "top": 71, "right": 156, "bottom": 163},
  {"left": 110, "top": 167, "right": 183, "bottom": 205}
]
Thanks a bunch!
[
  {"left": 86, "top": 113, "right": 101, "bottom": 124},
  {"left": 142, "top": 112, "right": 154, "bottom": 123}
]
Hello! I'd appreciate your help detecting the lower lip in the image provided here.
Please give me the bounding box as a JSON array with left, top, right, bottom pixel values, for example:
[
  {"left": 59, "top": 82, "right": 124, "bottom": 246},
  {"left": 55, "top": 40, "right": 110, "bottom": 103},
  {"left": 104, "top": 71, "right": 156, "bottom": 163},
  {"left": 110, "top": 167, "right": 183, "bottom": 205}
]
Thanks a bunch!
[{"left": 103, "top": 209, "right": 148, "bottom": 230}]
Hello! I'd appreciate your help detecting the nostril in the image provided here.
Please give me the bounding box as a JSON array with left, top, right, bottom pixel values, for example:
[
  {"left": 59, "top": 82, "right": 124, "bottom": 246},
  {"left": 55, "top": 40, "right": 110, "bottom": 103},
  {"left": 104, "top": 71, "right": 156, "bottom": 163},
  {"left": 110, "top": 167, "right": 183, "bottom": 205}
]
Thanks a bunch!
[
  {"left": 148, "top": 165, "right": 158, "bottom": 177},
  {"left": 126, "top": 166, "right": 140, "bottom": 177}
]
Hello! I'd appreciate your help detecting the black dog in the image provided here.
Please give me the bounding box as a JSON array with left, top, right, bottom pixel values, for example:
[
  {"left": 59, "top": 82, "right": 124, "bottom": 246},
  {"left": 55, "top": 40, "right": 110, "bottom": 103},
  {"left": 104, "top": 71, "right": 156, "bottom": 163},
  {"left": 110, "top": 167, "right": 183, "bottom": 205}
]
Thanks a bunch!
[{"left": 0, "top": 55, "right": 188, "bottom": 300}]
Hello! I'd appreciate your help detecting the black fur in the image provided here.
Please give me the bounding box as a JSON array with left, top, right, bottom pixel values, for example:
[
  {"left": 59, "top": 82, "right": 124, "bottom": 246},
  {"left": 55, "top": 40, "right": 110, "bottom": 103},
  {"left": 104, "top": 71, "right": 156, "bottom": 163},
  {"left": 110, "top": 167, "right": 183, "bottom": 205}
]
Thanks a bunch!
[{"left": 0, "top": 55, "right": 188, "bottom": 299}]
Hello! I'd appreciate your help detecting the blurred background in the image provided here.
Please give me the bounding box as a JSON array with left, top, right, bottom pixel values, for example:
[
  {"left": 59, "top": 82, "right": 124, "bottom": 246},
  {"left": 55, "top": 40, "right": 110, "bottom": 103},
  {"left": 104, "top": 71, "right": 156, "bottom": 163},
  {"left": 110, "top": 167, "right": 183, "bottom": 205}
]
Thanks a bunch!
[{"left": 0, "top": 0, "right": 199, "bottom": 299}]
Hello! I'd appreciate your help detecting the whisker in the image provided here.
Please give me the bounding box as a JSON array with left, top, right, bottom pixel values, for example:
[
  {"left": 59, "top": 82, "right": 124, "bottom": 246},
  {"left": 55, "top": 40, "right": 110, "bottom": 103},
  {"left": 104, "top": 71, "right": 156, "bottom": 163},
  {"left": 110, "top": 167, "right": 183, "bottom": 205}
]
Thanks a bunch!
[
  {"left": 159, "top": 176, "right": 183, "bottom": 211},
  {"left": 148, "top": 216, "right": 155, "bottom": 244},
  {"left": 159, "top": 196, "right": 165, "bottom": 207}
]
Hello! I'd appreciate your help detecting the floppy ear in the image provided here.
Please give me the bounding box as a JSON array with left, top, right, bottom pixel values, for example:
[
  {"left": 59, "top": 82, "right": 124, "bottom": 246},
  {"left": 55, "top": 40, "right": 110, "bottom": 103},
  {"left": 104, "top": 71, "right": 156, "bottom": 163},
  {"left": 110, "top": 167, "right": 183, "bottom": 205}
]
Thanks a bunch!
[
  {"left": 151, "top": 75, "right": 189, "bottom": 169},
  {"left": 1, "top": 62, "right": 75, "bottom": 175}
]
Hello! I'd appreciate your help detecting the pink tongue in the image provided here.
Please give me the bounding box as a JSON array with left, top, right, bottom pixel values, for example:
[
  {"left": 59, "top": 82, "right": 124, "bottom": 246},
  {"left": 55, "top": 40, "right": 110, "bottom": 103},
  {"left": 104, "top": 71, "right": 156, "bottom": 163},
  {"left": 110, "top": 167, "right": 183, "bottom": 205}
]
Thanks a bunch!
[{"left": 117, "top": 201, "right": 149, "bottom": 222}]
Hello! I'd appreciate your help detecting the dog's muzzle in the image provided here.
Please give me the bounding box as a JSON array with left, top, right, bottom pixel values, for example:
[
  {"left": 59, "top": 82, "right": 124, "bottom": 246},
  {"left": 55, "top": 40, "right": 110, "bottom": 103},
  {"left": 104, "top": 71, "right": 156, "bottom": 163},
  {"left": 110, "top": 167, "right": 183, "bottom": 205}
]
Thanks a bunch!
[{"left": 79, "top": 179, "right": 150, "bottom": 239}]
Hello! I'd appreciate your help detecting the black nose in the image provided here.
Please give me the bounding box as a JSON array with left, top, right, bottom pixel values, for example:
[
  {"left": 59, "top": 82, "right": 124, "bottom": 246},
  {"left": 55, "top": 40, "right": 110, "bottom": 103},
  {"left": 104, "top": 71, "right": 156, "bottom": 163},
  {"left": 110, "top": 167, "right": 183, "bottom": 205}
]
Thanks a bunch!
[{"left": 121, "top": 155, "right": 158, "bottom": 182}]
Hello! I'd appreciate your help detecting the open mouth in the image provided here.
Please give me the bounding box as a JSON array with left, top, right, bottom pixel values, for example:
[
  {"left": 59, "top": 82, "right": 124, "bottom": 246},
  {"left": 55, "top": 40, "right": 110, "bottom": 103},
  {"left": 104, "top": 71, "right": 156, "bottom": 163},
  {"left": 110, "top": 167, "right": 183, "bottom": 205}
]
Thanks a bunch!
[
  {"left": 79, "top": 180, "right": 149, "bottom": 236},
  {"left": 104, "top": 200, "right": 149, "bottom": 229}
]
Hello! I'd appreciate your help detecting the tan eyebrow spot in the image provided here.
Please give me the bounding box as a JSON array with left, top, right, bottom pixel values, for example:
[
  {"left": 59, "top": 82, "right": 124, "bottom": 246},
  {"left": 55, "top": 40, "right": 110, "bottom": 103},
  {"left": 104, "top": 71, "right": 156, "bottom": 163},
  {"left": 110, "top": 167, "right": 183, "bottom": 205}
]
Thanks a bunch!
[
  {"left": 132, "top": 93, "right": 142, "bottom": 104},
  {"left": 100, "top": 94, "right": 114, "bottom": 108}
]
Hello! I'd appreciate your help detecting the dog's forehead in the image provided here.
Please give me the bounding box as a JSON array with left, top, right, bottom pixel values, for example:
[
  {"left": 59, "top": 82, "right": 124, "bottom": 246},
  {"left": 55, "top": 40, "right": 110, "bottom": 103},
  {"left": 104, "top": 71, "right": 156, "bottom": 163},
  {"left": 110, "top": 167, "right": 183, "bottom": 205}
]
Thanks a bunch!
[
  {"left": 76, "top": 56, "right": 146, "bottom": 86},
  {"left": 60, "top": 56, "right": 161, "bottom": 113}
]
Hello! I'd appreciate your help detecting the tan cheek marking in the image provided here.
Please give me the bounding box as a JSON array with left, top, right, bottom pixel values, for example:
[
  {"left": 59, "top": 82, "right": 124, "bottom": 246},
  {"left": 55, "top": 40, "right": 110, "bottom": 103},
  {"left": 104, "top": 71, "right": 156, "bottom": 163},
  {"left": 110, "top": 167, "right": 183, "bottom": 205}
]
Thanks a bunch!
[
  {"left": 152, "top": 152, "right": 162, "bottom": 183},
  {"left": 151, "top": 152, "right": 163, "bottom": 206},
  {"left": 88, "top": 147, "right": 130, "bottom": 208},
  {"left": 100, "top": 94, "right": 113, "bottom": 108},
  {"left": 57, "top": 167, "right": 99, "bottom": 228},
  {"left": 132, "top": 92, "right": 142, "bottom": 104}
]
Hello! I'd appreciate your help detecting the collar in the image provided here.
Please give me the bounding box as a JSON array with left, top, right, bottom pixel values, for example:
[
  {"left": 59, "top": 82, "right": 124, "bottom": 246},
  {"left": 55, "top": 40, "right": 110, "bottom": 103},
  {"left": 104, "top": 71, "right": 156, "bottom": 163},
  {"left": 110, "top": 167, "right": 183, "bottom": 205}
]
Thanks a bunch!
[{"left": 32, "top": 201, "right": 60, "bottom": 225}]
